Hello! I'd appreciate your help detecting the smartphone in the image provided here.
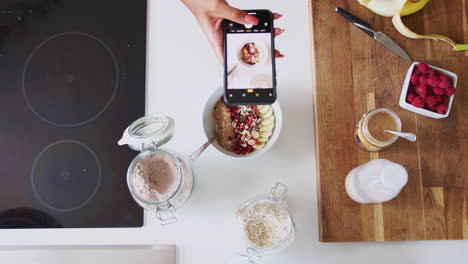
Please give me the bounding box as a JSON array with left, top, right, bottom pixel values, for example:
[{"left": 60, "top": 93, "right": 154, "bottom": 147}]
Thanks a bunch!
[{"left": 223, "top": 9, "right": 276, "bottom": 105}]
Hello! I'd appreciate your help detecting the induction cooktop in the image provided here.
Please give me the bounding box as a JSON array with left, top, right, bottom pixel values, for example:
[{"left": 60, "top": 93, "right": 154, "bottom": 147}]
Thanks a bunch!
[{"left": 0, "top": 0, "right": 146, "bottom": 228}]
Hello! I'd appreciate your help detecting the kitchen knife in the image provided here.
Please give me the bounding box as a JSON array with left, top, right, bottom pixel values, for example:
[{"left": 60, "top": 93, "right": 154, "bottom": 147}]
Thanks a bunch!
[{"left": 335, "top": 7, "right": 412, "bottom": 62}]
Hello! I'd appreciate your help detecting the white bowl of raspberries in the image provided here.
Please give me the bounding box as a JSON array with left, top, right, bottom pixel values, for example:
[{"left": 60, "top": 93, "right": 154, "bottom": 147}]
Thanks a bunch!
[{"left": 399, "top": 62, "right": 457, "bottom": 119}]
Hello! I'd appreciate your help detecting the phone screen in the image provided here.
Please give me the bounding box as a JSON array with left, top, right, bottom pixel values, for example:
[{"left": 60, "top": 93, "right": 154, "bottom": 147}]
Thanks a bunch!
[{"left": 224, "top": 10, "right": 276, "bottom": 104}]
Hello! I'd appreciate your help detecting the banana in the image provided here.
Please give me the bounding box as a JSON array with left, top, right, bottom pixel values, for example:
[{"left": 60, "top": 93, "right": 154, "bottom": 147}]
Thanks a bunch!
[
  {"left": 357, "top": 0, "right": 428, "bottom": 17},
  {"left": 400, "top": 0, "right": 430, "bottom": 16},
  {"left": 357, "top": 0, "right": 468, "bottom": 51},
  {"left": 357, "top": 0, "right": 407, "bottom": 17}
]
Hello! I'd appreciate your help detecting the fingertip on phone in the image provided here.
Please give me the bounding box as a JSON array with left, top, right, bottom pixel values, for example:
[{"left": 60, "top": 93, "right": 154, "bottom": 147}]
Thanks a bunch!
[{"left": 244, "top": 15, "right": 259, "bottom": 25}]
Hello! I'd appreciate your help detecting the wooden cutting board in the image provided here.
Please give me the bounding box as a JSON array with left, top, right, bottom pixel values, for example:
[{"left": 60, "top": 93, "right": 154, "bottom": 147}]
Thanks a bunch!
[{"left": 309, "top": 0, "right": 467, "bottom": 242}]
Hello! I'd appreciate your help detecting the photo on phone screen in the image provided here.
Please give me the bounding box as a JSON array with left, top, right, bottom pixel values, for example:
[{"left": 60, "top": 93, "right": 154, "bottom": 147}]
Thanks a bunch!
[{"left": 223, "top": 10, "right": 276, "bottom": 105}]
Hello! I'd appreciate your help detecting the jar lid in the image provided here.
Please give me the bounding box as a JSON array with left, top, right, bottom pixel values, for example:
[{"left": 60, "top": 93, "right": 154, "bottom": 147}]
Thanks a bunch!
[
  {"left": 380, "top": 162, "right": 408, "bottom": 190},
  {"left": 118, "top": 115, "right": 175, "bottom": 151}
]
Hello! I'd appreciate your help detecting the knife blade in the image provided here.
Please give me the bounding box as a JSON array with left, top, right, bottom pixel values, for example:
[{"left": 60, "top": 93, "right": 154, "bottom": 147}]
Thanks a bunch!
[
  {"left": 374, "top": 32, "right": 412, "bottom": 62},
  {"left": 335, "top": 7, "right": 412, "bottom": 62}
]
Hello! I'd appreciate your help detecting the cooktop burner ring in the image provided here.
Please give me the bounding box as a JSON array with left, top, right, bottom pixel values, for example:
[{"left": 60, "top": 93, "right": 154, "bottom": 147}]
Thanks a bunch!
[
  {"left": 22, "top": 32, "right": 120, "bottom": 127},
  {"left": 30, "top": 140, "right": 102, "bottom": 212}
]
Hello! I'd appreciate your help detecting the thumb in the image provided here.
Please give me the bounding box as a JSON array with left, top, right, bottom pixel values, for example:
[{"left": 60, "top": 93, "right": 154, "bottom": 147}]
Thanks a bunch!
[{"left": 216, "top": 4, "right": 259, "bottom": 25}]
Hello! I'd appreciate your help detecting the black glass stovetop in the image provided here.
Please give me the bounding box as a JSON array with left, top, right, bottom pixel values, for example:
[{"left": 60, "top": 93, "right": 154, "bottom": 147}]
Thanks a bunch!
[{"left": 0, "top": 0, "right": 146, "bottom": 228}]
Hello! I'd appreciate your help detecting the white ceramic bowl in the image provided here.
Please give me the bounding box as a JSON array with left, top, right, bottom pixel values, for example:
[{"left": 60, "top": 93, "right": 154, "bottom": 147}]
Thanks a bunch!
[
  {"left": 399, "top": 62, "right": 457, "bottom": 119},
  {"left": 202, "top": 87, "right": 282, "bottom": 158}
]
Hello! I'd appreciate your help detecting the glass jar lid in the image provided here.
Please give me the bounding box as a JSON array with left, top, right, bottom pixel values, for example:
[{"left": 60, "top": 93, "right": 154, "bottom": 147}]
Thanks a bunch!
[
  {"left": 228, "top": 250, "right": 262, "bottom": 264},
  {"left": 118, "top": 115, "right": 175, "bottom": 151}
]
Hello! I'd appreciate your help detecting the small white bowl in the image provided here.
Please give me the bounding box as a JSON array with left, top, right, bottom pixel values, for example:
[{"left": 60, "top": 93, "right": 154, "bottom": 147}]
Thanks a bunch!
[
  {"left": 202, "top": 87, "right": 282, "bottom": 158},
  {"left": 399, "top": 62, "right": 457, "bottom": 119}
]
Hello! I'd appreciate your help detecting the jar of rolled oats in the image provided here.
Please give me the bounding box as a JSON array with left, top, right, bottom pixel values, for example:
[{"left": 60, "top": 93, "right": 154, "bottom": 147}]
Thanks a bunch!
[{"left": 230, "top": 182, "right": 296, "bottom": 264}]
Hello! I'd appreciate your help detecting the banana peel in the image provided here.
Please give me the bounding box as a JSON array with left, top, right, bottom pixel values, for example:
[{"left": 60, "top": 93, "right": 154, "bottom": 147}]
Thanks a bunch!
[
  {"left": 392, "top": 14, "right": 468, "bottom": 51},
  {"left": 357, "top": 0, "right": 468, "bottom": 51}
]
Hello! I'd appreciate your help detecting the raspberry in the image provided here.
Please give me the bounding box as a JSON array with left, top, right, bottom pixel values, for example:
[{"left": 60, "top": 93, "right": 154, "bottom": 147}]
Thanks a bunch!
[
  {"left": 411, "top": 96, "right": 425, "bottom": 108},
  {"left": 427, "top": 76, "right": 441, "bottom": 87},
  {"left": 433, "top": 87, "right": 445, "bottom": 95},
  {"left": 426, "top": 86, "right": 434, "bottom": 96},
  {"left": 440, "top": 74, "right": 449, "bottom": 81},
  {"left": 441, "top": 95, "right": 450, "bottom": 105},
  {"left": 436, "top": 104, "right": 448, "bottom": 115},
  {"left": 425, "top": 69, "right": 438, "bottom": 77},
  {"left": 425, "top": 105, "right": 436, "bottom": 112},
  {"left": 425, "top": 95, "right": 438, "bottom": 107},
  {"left": 419, "top": 76, "right": 428, "bottom": 87},
  {"left": 417, "top": 62, "right": 429, "bottom": 72},
  {"left": 445, "top": 86, "right": 456, "bottom": 96},
  {"left": 438, "top": 78, "right": 451, "bottom": 89},
  {"left": 410, "top": 73, "right": 419, "bottom": 85},
  {"left": 415, "top": 85, "right": 427, "bottom": 97},
  {"left": 406, "top": 92, "right": 417, "bottom": 103},
  {"left": 414, "top": 68, "right": 421, "bottom": 75}
]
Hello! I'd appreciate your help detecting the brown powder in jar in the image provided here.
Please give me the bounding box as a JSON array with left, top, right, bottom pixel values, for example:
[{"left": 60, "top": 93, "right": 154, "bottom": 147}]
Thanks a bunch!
[
  {"left": 132, "top": 152, "right": 180, "bottom": 202},
  {"left": 367, "top": 112, "right": 397, "bottom": 142}
]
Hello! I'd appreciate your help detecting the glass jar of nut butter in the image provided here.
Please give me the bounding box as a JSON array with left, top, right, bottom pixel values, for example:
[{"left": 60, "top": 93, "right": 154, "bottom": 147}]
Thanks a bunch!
[{"left": 354, "top": 108, "right": 402, "bottom": 151}]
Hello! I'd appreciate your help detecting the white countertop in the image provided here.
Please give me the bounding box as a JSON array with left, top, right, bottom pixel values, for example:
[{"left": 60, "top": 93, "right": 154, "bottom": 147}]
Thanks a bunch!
[{"left": 1, "top": 0, "right": 467, "bottom": 263}]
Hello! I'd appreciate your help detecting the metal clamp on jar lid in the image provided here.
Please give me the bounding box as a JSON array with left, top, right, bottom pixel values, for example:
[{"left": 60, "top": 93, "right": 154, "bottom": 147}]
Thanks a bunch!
[
  {"left": 118, "top": 115, "right": 196, "bottom": 226},
  {"left": 118, "top": 115, "right": 175, "bottom": 151},
  {"left": 231, "top": 182, "right": 296, "bottom": 264}
]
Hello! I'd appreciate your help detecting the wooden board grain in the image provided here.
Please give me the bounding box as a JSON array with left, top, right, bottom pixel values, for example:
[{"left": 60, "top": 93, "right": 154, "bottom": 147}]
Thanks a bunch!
[{"left": 309, "top": 0, "right": 468, "bottom": 242}]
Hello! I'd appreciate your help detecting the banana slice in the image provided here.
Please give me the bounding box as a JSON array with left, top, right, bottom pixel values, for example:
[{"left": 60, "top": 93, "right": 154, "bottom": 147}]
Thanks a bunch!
[
  {"left": 261, "top": 117, "right": 275, "bottom": 127},
  {"left": 257, "top": 105, "right": 266, "bottom": 112},
  {"left": 260, "top": 130, "right": 273, "bottom": 139},
  {"left": 258, "top": 105, "right": 271, "bottom": 115},
  {"left": 253, "top": 142, "right": 265, "bottom": 150},
  {"left": 258, "top": 136, "right": 270, "bottom": 143},
  {"left": 261, "top": 107, "right": 274, "bottom": 119},
  {"left": 262, "top": 114, "right": 275, "bottom": 123},
  {"left": 251, "top": 131, "right": 260, "bottom": 139},
  {"left": 260, "top": 123, "right": 274, "bottom": 132}
]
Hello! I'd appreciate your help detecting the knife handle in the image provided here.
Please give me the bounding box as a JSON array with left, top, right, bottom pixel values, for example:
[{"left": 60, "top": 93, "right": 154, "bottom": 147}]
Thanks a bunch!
[{"left": 335, "top": 7, "right": 374, "bottom": 37}]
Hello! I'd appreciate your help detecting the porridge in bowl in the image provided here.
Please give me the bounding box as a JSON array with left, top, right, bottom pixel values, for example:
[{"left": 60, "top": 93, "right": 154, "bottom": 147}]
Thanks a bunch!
[
  {"left": 241, "top": 42, "right": 262, "bottom": 65},
  {"left": 213, "top": 98, "right": 275, "bottom": 155}
]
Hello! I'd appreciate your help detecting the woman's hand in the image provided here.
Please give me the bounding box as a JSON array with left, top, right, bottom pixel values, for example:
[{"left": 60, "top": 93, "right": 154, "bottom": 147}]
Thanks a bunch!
[{"left": 181, "top": 0, "right": 284, "bottom": 62}]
